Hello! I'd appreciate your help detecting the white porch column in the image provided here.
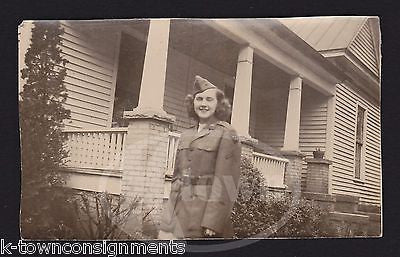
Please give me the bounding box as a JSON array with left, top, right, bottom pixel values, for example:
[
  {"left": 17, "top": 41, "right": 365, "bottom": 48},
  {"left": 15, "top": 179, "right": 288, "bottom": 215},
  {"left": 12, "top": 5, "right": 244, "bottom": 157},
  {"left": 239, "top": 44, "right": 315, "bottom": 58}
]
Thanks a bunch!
[
  {"left": 136, "top": 19, "right": 170, "bottom": 114},
  {"left": 231, "top": 45, "right": 254, "bottom": 138},
  {"left": 122, "top": 19, "right": 175, "bottom": 235},
  {"left": 282, "top": 76, "right": 303, "bottom": 152}
]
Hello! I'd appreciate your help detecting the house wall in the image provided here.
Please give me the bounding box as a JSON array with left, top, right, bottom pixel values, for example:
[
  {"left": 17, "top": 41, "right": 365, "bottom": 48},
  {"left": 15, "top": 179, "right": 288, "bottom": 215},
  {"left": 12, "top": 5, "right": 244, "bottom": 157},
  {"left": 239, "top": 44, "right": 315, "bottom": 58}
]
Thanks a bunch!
[
  {"left": 299, "top": 87, "right": 329, "bottom": 190},
  {"left": 112, "top": 32, "right": 146, "bottom": 126},
  {"left": 253, "top": 86, "right": 327, "bottom": 147},
  {"left": 249, "top": 89, "right": 257, "bottom": 138},
  {"left": 60, "top": 22, "right": 120, "bottom": 129},
  {"left": 332, "top": 83, "right": 381, "bottom": 205},
  {"left": 251, "top": 84, "right": 328, "bottom": 190},
  {"left": 348, "top": 19, "right": 380, "bottom": 78},
  {"left": 254, "top": 89, "right": 287, "bottom": 150}
]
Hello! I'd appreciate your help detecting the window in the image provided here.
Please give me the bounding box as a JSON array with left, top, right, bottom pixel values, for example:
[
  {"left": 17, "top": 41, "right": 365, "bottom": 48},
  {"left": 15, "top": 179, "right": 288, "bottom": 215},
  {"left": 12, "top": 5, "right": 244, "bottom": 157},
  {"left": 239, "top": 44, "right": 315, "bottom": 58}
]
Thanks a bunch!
[{"left": 354, "top": 105, "right": 366, "bottom": 179}]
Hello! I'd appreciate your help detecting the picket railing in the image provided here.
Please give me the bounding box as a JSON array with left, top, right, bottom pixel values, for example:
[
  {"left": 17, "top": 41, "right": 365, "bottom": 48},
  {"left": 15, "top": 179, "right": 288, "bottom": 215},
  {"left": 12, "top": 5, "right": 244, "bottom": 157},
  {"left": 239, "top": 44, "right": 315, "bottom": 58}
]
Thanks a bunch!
[
  {"left": 165, "top": 131, "right": 181, "bottom": 177},
  {"left": 252, "top": 152, "right": 289, "bottom": 188},
  {"left": 62, "top": 127, "right": 289, "bottom": 195},
  {"left": 63, "top": 128, "right": 128, "bottom": 171}
]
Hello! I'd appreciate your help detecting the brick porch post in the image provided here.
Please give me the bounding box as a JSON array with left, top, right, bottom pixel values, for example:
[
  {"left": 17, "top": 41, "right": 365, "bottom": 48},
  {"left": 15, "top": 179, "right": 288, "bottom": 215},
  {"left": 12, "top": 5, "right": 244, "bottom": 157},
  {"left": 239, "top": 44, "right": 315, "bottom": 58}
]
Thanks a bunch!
[
  {"left": 305, "top": 157, "right": 332, "bottom": 194},
  {"left": 281, "top": 151, "right": 304, "bottom": 193},
  {"left": 281, "top": 76, "right": 304, "bottom": 193},
  {"left": 120, "top": 19, "right": 175, "bottom": 236}
]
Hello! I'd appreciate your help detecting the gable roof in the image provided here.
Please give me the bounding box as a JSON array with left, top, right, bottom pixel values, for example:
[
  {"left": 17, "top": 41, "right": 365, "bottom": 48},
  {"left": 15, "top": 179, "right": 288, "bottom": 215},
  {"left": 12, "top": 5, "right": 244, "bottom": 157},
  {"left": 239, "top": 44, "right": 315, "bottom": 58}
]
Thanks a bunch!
[
  {"left": 279, "top": 17, "right": 364, "bottom": 51},
  {"left": 279, "top": 17, "right": 380, "bottom": 79}
]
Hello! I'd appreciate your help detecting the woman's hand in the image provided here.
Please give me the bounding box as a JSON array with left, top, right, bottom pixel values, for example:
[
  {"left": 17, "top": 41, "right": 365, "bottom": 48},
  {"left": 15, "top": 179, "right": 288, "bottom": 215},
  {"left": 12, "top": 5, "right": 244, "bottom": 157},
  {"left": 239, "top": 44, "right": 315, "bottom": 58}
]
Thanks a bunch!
[{"left": 204, "top": 228, "right": 216, "bottom": 237}]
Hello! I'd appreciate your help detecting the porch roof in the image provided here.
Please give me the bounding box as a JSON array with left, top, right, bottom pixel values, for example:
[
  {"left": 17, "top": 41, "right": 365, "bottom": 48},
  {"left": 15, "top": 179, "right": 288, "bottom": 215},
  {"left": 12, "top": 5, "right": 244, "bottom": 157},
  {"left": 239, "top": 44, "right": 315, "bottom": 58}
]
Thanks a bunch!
[{"left": 206, "top": 19, "right": 347, "bottom": 96}]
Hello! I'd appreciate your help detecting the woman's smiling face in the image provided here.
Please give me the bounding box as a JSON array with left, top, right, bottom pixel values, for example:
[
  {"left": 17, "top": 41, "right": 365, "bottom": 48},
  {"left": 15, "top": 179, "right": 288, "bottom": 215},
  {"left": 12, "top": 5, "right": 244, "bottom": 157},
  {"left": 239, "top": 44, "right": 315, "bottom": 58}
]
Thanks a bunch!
[{"left": 193, "top": 88, "right": 218, "bottom": 123}]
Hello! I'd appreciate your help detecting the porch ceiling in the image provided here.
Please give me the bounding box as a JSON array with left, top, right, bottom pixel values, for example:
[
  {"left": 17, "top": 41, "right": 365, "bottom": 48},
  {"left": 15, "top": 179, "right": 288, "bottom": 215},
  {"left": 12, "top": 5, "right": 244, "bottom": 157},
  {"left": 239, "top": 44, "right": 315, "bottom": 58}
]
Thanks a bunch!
[
  {"left": 66, "top": 19, "right": 150, "bottom": 37},
  {"left": 169, "top": 19, "right": 240, "bottom": 77}
]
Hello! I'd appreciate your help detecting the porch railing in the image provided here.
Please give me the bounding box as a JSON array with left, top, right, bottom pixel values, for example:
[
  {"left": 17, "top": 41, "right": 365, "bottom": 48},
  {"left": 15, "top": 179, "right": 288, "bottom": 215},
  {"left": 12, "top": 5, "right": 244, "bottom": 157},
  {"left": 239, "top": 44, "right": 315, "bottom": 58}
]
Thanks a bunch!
[
  {"left": 252, "top": 152, "right": 289, "bottom": 188},
  {"left": 62, "top": 128, "right": 289, "bottom": 195},
  {"left": 164, "top": 131, "right": 180, "bottom": 198},
  {"left": 62, "top": 128, "right": 128, "bottom": 171},
  {"left": 165, "top": 131, "right": 181, "bottom": 177}
]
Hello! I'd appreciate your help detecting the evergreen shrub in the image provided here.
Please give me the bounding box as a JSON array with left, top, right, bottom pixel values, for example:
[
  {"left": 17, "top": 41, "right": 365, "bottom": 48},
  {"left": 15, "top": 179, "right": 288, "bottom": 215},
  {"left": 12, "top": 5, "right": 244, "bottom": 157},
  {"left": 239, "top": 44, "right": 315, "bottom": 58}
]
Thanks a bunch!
[{"left": 232, "top": 157, "right": 331, "bottom": 238}]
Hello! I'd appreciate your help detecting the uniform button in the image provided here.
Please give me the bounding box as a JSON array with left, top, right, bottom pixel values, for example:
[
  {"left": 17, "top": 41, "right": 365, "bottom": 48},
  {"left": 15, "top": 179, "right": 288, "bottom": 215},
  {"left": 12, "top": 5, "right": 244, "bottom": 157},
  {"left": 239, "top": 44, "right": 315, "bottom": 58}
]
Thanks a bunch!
[{"left": 190, "top": 148, "right": 194, "bottom": 151}]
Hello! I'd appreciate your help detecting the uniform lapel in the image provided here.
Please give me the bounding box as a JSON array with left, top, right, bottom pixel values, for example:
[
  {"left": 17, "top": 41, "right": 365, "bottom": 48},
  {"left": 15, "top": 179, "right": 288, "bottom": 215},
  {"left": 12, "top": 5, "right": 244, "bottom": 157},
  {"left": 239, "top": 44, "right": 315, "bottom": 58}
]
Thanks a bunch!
[
  {"left": 189, "top": 122, "right": 218, "bottom": 145},
  {"left": 179, "top": 126, "right": 197, "bottom": 148},
  {"left": 190, "top": 126, "right": 211, "bottom": 144}
]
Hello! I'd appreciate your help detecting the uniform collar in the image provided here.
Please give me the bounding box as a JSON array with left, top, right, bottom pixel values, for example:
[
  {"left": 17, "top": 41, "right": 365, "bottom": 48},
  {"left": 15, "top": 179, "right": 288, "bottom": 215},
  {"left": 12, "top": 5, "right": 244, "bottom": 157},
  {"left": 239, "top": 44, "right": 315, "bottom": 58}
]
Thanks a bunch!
[
  {"left": 189, "top": 122, "right": 217, "bottom": 130},
  {"left": 188, "top": 121, "right": 218, "bottom": 143}
]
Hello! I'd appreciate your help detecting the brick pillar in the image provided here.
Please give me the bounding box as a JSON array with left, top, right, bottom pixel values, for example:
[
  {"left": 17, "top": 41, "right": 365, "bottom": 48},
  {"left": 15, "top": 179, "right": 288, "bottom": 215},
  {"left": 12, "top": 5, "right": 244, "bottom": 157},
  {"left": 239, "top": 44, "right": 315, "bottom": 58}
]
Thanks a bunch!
[
  {"left": 305, "top": 158, "right": 332, "bottom": 194},
  {"left": 119, "top": 19, "right": 174, "bottom": 236},
  {"left": 121, "top": 112, "right": 175, "bottom": 234},
  {"left": 281, "top": 151, "right": 304, "bottom": 193}
]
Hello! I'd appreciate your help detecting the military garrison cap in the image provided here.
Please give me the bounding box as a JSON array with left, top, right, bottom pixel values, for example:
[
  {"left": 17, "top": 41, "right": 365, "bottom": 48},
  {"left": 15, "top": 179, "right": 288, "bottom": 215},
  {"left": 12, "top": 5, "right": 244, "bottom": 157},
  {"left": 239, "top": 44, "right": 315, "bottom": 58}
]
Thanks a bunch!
[{"left": 193, "top": 75, "right": 217, "bottom": 95}]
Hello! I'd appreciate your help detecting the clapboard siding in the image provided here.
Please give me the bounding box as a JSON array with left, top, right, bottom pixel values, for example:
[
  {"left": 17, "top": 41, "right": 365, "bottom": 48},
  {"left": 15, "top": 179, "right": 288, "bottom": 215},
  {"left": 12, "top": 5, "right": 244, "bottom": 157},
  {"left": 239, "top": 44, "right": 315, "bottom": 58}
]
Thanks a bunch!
[
  {"left": 62, "top": 24, "right": 116, "bottom": 58},
  {"left": 256, "top": 113, "right": 286, "bottom": 149},
  {"left": 63, "top": 102, "right": 109, "bottom": 117},
  {"left": 164, "top": 47, "right": 234, "bottom": 131},
  {"left": 332, "top": 83, "right": 381, "bottom": 205},
  {"left": 62, "top": 65, "right": 113, "bottom": 87},
  {"left": 299, "top": 87, "right": 328, "bottom": 190},
  {"left": 164, "top": 48, "right": 192, "bottom": 130},
  {"left": 60, "top": 22, "right": 119, "bottom": 129},
  {"left": 64, "top": 61, "right": 113, "bottom": 83},
  {"left": 348, "top": 20, "right": 380, "bottom": 77},
  {"left": 66, "top": 90, "right": 110, "bottom": 106},
  {"left": 64, "top": 79, "right": 110, "bottom": 96},
  {"left": 61, "top": 44, "right": 114, "bottom": 70},
  {"left": 249, "top": 89, "right": 257, "bottom": 138},
  {"left": 254, "top": 85, "right": 287, "bottom": 150},
  {"left": 253, "top": 85, "right": 328, "bottom": 180}
]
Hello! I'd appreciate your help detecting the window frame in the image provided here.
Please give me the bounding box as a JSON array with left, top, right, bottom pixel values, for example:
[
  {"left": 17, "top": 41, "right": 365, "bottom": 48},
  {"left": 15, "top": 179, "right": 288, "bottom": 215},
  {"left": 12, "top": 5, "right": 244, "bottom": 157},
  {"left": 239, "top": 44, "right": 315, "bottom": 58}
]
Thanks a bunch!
[{"left": 353, "top": 102, "right": 368, "bottom": 182}]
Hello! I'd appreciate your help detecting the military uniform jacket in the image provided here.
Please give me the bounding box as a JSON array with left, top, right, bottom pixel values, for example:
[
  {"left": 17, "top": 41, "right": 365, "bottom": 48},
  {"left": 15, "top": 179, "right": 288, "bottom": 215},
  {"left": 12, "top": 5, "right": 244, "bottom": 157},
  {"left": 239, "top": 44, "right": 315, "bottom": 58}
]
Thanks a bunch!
[{"left": 160, "top": 121, "right": 241, "bottom": 238}]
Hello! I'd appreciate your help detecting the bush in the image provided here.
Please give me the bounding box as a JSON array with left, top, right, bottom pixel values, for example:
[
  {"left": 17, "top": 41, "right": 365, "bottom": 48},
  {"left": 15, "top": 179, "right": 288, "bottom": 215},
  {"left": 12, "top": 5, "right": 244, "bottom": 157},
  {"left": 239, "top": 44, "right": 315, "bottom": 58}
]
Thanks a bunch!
[
  {"left": 232, "top": 157, "right": 330, "bottom": 238},
  {"left": 19, "top": 21, "right": 72, "bottom": 239},
  {"left": 21, "top": 186, "right": 78, "bottom": 239},
  {"left": 261, "top": 193, "right": 330, "bottom": 238},
  {"left": 70, "top": 191, "right": 154, "bottom": 239},
  {"left": 231, "top": 157, "right": 267, "bottom": 237}
]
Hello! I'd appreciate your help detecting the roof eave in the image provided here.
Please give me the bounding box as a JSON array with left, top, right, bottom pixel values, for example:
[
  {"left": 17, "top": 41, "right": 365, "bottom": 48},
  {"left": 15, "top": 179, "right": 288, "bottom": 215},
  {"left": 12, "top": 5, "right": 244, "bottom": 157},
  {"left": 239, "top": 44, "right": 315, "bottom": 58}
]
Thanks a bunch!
[{"left": 206, "top": 19, "right": 346, "bottom": 96}]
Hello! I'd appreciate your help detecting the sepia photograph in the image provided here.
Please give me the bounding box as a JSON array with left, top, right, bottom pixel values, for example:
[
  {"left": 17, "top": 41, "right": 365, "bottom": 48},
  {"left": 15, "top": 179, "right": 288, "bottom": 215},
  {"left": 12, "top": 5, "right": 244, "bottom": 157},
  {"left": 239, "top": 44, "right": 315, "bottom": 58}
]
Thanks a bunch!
[{"left": 18, "top": 17, "right": 381, "bottom": 242}]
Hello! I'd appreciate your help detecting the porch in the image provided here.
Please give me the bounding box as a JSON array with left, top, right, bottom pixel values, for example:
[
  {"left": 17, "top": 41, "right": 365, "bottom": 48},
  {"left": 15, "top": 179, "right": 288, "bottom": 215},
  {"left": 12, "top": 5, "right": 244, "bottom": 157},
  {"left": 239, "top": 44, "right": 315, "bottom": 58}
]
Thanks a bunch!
[{"left": 56, "top": 19, "right": 340, "bottom": 219}]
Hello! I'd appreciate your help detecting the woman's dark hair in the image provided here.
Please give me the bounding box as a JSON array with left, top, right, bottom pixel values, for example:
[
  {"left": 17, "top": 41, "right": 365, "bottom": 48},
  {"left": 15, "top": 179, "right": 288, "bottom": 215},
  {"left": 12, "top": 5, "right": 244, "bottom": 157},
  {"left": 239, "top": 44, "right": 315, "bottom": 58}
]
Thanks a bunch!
[{"left": 184, "top": 88, "right": 232, "bottom": 122}]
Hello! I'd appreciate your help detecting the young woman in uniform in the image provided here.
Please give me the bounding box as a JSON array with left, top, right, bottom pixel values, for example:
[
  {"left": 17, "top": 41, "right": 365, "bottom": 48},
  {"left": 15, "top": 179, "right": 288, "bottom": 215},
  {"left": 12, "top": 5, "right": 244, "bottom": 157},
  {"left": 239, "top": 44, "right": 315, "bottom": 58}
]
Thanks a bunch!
[{"left": 159, "top": 75, "right": 241, "bottom": 239}]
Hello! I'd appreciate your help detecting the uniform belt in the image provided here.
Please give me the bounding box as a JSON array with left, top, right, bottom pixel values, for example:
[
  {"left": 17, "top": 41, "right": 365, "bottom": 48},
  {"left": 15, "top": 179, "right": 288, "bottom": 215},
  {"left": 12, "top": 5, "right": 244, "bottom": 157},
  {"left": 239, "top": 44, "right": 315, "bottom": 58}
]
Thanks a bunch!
[{"left": 174, "top": 175, "right": 213, "bottom": 185}]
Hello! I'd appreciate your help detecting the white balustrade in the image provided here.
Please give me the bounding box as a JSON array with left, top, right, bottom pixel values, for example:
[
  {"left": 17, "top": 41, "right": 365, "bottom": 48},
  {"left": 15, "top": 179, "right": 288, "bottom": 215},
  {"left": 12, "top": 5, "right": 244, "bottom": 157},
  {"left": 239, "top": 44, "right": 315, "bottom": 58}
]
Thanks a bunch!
[
  {"left": 62, "top": 128, "right": 288, "bottom": 195},
  {"left": 62, "top": 128, "right": 128, "bottom": 171},
  {"left": 163, "top": 131, "right": 180, "bottom": 198},
  {"left": 252, "top": 152, "right": 289, "bottom": 188},
  {"left": 166, "top": 131, "right": 180, "bottom": 177}
]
